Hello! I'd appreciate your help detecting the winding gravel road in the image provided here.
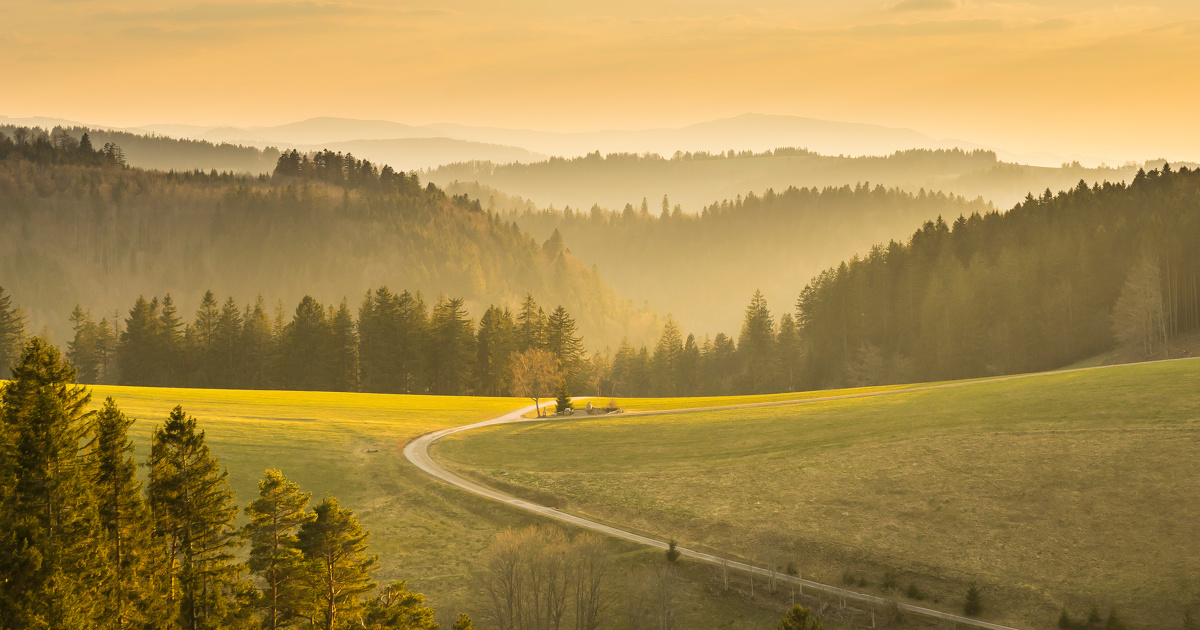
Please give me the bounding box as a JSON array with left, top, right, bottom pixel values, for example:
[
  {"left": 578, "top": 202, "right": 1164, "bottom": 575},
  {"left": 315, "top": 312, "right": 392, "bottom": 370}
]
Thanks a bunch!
[{"left": 403, "top": 389, "right": 1035, "bottom": 629}]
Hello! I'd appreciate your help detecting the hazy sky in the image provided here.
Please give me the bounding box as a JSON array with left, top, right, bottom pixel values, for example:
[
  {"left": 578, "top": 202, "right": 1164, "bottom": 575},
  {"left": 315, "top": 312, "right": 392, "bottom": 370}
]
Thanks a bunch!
[{"left": 3, "top": 1, "right": 1199, "bottom": 161}]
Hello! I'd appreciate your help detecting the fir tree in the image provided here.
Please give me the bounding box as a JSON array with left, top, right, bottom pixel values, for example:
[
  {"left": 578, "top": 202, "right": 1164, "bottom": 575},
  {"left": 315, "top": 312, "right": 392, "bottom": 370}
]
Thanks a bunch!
[
  {"left": 360, "top": 581, "right": 438, "bottom": 630},
  {"left": 91, "top": 397, "right": 162, "bottom": 629},
  {"left": 0, "top": 338, "right": 104, "bottom": 629},
  {"left": 297, "top": 497, "right": 377, "bottom": 630},
  {"left": 738, "top": 290, "right": 776, "bottom": 393},
  {"left": 0, "top": 286, "right": 27, "bottom": 379},
  {"left": 243, "top": 470, "right": 315, "bottom": 630},
  {"left": 516, "top": 293, "right": 546, "bottom": 352},
  {"left": 149, "top": 406, "right": 242, "bottom": 630},
  {"left": 963, "top": 582, "right": 982, "bottom": 616},
  {"left": 475, "top": 306, "right": 516, "bottom": 397},
  {"left": 777, "top": 604, "right": 824, "bottom": 630}
]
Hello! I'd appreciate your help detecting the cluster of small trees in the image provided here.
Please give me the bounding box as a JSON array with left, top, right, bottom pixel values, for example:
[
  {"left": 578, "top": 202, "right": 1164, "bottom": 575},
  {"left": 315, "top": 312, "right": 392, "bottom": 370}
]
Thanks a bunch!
[
  {"left": 0, "top": 337, "right": 462, "bottom": 630},
  {"left": 0, "top": 126, "right": 126, "bottom": 167},
  {"left": 65, "top": 290, "right": 589, "bottom": 397}
]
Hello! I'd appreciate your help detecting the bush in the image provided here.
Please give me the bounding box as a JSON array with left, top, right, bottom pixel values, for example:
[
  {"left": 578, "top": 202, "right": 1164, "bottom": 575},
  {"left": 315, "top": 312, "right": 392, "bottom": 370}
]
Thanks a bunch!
[
  {"left": 777, "top": 605, "right": 825, "bottom": 630},
  {"left": 881, "top": 571, "right": 897, "bottom": 590},
  {"left": 665, "top": 539, "right": 680, "bottom": 563},
  {"left": 857, "top": 577, "right": 868, "bottom": 588},
  {"left": 1088, "top": 606, "right": 1102, "bottom": 624},
  {"left": 841, "top": 570, "right": 855, "bottom": 585},
  {"left": 963, "top": 582, "right": 982, "bottom": 616},
  {"left": 785, "top": 561, "right": 798, "bottom": 577},
  {"left": 905, "top": 583, "right": 925, "bottom": 601},
  {"left": 1059, "top": 607, "right": 1073, "bottom": 629},
  {"left": 1105, "top": 608, "right": 1125, "bottom": 630}
]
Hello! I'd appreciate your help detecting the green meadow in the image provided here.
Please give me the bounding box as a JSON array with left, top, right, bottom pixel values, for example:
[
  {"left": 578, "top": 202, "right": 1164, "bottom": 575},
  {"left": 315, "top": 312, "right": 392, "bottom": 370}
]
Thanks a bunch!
[
  {"left": 81, "top": 384, "right": 789, "bottom": 629},
  {"left": 436, "top": 359, "right": 1200, "bottom": 627}
]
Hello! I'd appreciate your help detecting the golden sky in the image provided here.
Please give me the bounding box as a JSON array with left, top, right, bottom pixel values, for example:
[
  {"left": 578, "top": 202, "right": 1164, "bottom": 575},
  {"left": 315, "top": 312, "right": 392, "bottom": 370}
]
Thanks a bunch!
[{"left": 3, "top": 1, "right": 1199, "bottom": 161}]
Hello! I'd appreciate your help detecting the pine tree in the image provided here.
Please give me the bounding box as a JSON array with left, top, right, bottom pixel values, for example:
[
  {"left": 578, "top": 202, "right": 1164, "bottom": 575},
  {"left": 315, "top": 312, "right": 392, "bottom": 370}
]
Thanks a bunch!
[
  {"left": 545, "top": 305, "right": 584, "bottom": 388},
  {"left": 360, "top": 581, "right": 439, "bottom": 630},
  {"left": 428, "top": 296, "right": 474, "bottom": 395},
  {"left": 0, "top": 285, "right": 27, "bottom": 379},
  {"left": 158, "top": 295, "right": 185, "bottom": 387},
  {"left": 280, "top": 296, "right": 332, "bottom": 391},
  {"left": 213, "top": 297, "right": 244, "bottom": 388},
  {"left": 190, "top": 291, "right": 221, "bottom": 387},
  {"left": 555, "top": 381, "right": 572, "bottom": 414},
  {"left": 243, "top": 470, "right": 315, "bottom": 630},
  {"left": 777, "top": 604, "right": 824, "bottom": 630},
  {"left": 68, "top": 305, "right": 103, "bottom": 383},
  {"left": 149, "top": 406, "right": 242, "bottom": 630},
  {"left": 775, "top": 313, "right": 802, "bottom": 392},
  {"left": 651, "top": 318, "right": 683, "bottom": 396},
  {"left": 963, "top": 582, "right": 982, "bottom": 616},
  {"left": 118, "top": 296, "right": 160, "bottom": 386},
  {"left": 738, "top": 290, "right": 776, "bottom": 393},
  {"left": 451, "top": 613, "right": 474, "bottom": 630},
  {"left": 297, "top": 497, "right": 377, "bottom": 630},
  {"left": 242, "top": 297, "right": 275, "bottom": 390},
  {"left": 91, "top": 397, "right": 162, "bottom": 629},
  {"left": 475, "top": 306, "right": 516, "bottom": 396},
  {"left": 0, "top": 338, "right": 104, "bottom": 629},
  {"left": 329, "top": 300, "right": 359, "bottom": 392},
  {"left": 516, "top": 293, "right": 546, "bottom": 352}
]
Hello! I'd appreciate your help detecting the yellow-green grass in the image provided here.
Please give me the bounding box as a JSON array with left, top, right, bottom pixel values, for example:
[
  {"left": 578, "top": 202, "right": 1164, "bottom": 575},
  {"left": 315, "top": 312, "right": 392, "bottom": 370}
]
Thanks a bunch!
[
  {"left": 64, "top": 384, "right": 797, "bottom": 629},
  {"left": 435, "top": 359, "right": 1200, "bottom": 628}
]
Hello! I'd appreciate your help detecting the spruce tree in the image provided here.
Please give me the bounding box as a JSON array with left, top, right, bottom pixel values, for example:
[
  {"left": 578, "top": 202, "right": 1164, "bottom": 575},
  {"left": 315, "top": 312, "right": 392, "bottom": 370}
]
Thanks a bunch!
[
  {"left": 0, "top": 285, "right": 26, "bottom": 379},
  {"left": 963, "top": 582, "right": 982, "bottom": 616},
  {"left": 158, "top": 295, "right": 184, "bottom": 387},
  {"left": 118, "top": 296, "right": 160, "bottom": 386},
  {"left": 91, "top": 397, "right": 162, "bottom": 629},
  {"left": 297, "top": 497, "right": 377, "bottom": 630},
  {"left": 428, "top": 296, "right": 474, "bottom": 395},
  {"left": 475, "top": 305, "right": 516, "bottom": 397},
  {"left": 360, "top": 581, "right": 438, "bottom": 630},
  {"left": 243, "top": 470, "right": 314, "bottom": 630},
  {"left": 149, "top": 406, "right": 242, "bottom": 630},
  {"left": 516, "top": 293, "right": 546, "bottom": 352},
  {"left": 450, "top": 613, "right": 474, "bottom": 630},
  {"left": 777, "top": 604, "right": 824, "bottom": 630},
  {"left": 545, "top": 305, "right": 584, "bottom": 386},
  {"left": 738, "top": 290, "right": 776, "bottom": 393},
  {"left": 329, "top": 300, "right": 359, "bottom": 393},
  {"left": 0, "top": 338, "right": 104, "bottom": 629}
]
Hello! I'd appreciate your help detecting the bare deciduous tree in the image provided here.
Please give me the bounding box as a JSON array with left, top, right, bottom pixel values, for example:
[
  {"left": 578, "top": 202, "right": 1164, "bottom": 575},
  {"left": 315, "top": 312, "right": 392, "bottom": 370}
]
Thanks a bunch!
[
  {"left": 481, "top": 526, "right": 612, "bottom": 630},
  {"left": 510, "top": 349, "right": 564, "bottom": 417}
]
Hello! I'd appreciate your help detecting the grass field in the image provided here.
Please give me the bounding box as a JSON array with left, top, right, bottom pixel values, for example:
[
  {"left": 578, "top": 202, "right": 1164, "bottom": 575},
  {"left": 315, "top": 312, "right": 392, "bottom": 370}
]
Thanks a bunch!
[
  {"left": 435, "top": 359, "right": 1200, "bottom": 628},
  {"left": 80, "top": 384, "right": 794, "bottom": 629}
]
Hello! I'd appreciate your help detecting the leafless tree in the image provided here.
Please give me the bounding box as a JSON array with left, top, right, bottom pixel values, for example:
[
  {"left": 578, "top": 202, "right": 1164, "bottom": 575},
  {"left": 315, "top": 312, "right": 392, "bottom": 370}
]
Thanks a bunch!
[{"left": 510, "top": 349, "right": 564, "bottom": 416}]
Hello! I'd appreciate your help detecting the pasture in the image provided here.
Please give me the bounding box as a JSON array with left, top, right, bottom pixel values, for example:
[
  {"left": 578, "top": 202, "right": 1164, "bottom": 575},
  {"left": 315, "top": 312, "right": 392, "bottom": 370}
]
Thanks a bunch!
[{"left": 435, "top": 359, "right": 1200, "bottom": 627}]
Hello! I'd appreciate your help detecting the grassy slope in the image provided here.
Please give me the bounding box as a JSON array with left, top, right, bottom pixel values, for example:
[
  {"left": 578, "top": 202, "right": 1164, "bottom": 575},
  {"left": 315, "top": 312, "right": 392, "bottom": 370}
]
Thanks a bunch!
[
  {"left": 84, "top": 385, "right": 787, "bottom": 629},
  {"left": 435, "top": 359, "right": 1200, "bottom": 628}
]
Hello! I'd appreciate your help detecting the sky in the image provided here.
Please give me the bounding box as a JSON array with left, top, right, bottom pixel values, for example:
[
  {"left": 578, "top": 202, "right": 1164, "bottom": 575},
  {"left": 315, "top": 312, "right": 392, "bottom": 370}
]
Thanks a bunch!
[{"left": 2, "top": 0, "right": 1199, "bottom": 162}]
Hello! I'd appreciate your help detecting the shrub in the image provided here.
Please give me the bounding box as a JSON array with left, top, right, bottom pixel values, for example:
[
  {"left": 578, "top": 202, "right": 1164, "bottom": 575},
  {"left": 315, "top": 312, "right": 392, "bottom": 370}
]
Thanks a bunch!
[
  {"left": 1058, "top": 607, "right": 1073, "bottom": 629},
  {"left": 857, "top": 577, "right": 868, "bottom": 588},
  {"left": 1088, "top": 606, "right": 1102, "bottom": 624},
  {"left": 841, "top": 570, "right": 855, "bottom": 585},
  {"left": 1105, "top": 608, "right": 1125, "bottom": 630},
  {"left": 665, "top": 539, "right": 680, "bottom": 563},
  {"left": 777, "top": 605, "right": 825, "bottom": 630},
  {"left": 963, "top": 582, "right": 982, "bottom": 616},
  {"left": 786, "top": 561, "right": 798, "bottom": 577},
  {"left": 881, "top": 571, "right": 897, "bottom": 590},
  {"left": 905, "top": 583, "right": 925, "bottom": 601}
]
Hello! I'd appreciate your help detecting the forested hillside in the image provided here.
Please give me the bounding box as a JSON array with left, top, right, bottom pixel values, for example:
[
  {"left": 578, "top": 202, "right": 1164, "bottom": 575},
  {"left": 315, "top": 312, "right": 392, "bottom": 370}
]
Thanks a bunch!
[
  {"left": 428, "top": 147, "right": 1158, "bottom": 214},
  {"left": 795, "top": 164, "right": 1200, "bottom": 386},
  {"left": 0, "top": 124, "right": 280, "bottom": 174},
  {"left": 507, "top": 182, "right": 992, "bottom": 335},
  {"left": 0, "top": 129, "right": 657, "bottom": 349}
]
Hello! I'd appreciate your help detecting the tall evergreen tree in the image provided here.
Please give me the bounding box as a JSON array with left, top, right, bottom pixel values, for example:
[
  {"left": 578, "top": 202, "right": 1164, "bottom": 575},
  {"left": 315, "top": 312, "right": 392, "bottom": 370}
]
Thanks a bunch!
[
  {"left": 190, "top": 291, "right": 221, "bottom": 387},
  {"left": 280, "top": 297, "right": 332, "bottom": 391},
  {"left": 148, "top": 406, "right": 242, "bottom": 630},
  {"left": 243, "top": 470, "right": 314, "bottom": 630},
  {"left": 776, "top": 313, "right": 802, "bottom": 392},
  {"left": 0, "top": 287, "right": 26, "bottom": 379},
  {"left": 90, "top": 398, "right": 162, "bottom": 629},
  {"left": 158, "top": 295, "right": 185, "bottom": 387},
  {"left": 118, "top": 297, "right": 160, "bottom": 386},
  {"left": 212, "top": 297, "right": 245, "bottom": 388},
  {"left": 544, "top": 305, "right": 584, "bottom": 388},
  {"left": 428, "top": 296, "right": 474, "bottom": 395},
  {"left": 515, "top": 293, "right": 546, "bottom": 352},
  {"left": 297, "top": 497, "right": 377, "bottom": 630},
  {"left": 475, "top": 306, "right": 516, "bottom": 397},
  {"left": 738, "top": 290, "right": 777, "bottom": 393},
  {"left": 0, "top": 339, "right": 104, "bottom": 629},
  {"left": 242, "top": 297, "right": 275, "bottom": 390},
  {"left": 650, "top": 319, "right": 683, "bottom": 396},
  {"left": 68, "top": 305, "right": 103, "bottom": 383},
  {"left": 329, "top": 300, "right": 359, "bottom": 393}
]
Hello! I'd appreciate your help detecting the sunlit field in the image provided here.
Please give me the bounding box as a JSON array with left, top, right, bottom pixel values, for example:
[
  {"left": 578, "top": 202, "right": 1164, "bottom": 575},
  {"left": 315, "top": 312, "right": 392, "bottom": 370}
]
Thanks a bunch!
[
  {"left": 79, "top": 384, "right": 789, "bottom": 629},
  {"left": 435, "top": 359, "right": 1200, "bottom": 627}
]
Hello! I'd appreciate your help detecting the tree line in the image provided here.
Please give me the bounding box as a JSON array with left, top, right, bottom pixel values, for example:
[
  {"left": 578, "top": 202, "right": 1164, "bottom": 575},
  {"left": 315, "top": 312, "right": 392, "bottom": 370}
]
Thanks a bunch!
[
  {"left": 794, "top": 164, "right": 1200, "bottom": 387},
  {"left": 0, "top": 338, "right": 467, "bottom": 630},
  {"left": 63, "top": 290, "right": 591, "bottom": 397}
]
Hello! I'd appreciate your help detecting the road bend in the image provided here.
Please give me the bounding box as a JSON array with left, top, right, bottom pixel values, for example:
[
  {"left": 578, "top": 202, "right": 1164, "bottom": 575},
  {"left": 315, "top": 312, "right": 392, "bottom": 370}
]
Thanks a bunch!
[{"left": 404, "top": 395, "right": 1029, "bottom": 630}]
